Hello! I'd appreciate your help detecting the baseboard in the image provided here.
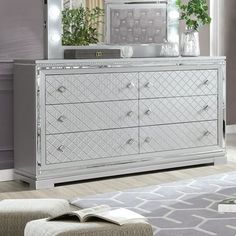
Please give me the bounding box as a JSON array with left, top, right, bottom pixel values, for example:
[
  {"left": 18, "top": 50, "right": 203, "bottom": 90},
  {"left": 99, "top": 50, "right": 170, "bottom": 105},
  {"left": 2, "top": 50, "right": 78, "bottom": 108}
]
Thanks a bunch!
[
  {"left": 226, "top": 125, "right": 236, "bottom": 134},
  {"left": 0, "top": 169, "right": 14, "bottom": 182}
]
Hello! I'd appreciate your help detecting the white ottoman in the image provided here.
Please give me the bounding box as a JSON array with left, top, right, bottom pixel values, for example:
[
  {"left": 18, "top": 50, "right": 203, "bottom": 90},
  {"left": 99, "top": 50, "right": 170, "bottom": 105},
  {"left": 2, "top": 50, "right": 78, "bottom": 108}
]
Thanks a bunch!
[
  {"left": 0, "top": 199, "right": 71, "bottom": 236},
  {"left": 25, "top": 218, "right": 153, "bottom": 236}
]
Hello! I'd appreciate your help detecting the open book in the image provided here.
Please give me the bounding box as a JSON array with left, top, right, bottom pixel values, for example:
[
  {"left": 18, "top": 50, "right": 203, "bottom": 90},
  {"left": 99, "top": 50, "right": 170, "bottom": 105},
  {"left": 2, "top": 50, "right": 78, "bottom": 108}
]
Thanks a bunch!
[
  {"left": 48, "top": 205, "right": 147, "bottom": 226},
  {"left": 218, "top": 198, "right": 236, "bottom": 213}
]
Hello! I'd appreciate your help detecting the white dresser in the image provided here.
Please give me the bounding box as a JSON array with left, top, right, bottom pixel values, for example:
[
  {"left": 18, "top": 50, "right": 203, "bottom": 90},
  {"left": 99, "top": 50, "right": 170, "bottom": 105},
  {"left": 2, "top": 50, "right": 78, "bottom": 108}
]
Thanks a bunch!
[{"left": 14, "top": 57, "right": 226, "bottom": 189}]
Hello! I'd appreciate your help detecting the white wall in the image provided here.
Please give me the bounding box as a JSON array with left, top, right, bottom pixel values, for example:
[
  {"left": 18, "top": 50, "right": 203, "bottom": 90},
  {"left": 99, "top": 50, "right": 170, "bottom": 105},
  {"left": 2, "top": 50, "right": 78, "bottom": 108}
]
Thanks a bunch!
[{"left": 72, "top": 0, "right": 85, "bottom": 8}]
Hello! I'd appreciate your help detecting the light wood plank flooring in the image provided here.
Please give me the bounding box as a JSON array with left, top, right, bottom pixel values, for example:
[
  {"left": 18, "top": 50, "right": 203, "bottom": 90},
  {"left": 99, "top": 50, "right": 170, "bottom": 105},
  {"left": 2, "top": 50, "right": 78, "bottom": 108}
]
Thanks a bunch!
[{"left": 0, "top": 134, "right": 236, "bottom": 200}]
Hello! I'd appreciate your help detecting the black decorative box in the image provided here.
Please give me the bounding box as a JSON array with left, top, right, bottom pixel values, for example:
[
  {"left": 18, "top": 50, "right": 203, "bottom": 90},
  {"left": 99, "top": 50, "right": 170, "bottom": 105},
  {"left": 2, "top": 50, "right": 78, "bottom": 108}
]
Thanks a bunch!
[{"left": 64, "top": 49, "right": 121, "bottom": 59}]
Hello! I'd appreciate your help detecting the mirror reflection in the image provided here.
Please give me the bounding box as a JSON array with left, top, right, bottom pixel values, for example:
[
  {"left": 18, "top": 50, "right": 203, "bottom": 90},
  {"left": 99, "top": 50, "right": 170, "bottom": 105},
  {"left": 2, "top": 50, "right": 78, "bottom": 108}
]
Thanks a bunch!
[
  {"left": 62, "top": 0, "right": 173, "bottom": 47},
  {"left": 55, "top": 0, "right": 180, "bottom": 58},
  {"left": 62, "top": 0, "right": 105, "bottom": 46}
]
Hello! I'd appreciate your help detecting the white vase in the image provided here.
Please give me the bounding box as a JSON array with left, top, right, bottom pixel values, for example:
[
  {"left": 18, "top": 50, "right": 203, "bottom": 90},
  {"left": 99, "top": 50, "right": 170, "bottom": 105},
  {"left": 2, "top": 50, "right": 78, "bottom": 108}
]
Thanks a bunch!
[{"left": 181, "top": 29, "right": 200, "bottom": 57}]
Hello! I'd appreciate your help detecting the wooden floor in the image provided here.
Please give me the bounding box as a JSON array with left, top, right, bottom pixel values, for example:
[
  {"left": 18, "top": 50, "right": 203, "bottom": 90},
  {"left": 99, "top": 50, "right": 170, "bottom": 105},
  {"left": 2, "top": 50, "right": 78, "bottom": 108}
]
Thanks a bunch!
[{"left": 0, "top": 134, "right": 236, "bottom": 200}]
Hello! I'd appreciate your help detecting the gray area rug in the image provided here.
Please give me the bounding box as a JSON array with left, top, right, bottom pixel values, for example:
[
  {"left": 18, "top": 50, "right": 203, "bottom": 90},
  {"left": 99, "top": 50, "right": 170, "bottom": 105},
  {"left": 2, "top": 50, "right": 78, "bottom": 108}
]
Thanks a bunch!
[{"left": 71, "top": 172, "right": 236, "bottom": 236}]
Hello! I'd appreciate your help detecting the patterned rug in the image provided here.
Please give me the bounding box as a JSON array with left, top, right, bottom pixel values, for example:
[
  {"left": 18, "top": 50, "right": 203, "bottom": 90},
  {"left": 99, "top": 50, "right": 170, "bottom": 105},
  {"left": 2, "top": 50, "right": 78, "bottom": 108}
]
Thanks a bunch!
[{"left": 71, "top": 172, "right": 236, "bottom": 236}]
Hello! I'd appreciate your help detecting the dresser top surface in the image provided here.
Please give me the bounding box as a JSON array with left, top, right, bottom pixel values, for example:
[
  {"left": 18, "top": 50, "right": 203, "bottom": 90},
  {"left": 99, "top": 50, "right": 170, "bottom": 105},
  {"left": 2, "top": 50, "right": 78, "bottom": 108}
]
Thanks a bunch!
[{"left": 14, "top": 56, "right": 226, "bottom": 67}]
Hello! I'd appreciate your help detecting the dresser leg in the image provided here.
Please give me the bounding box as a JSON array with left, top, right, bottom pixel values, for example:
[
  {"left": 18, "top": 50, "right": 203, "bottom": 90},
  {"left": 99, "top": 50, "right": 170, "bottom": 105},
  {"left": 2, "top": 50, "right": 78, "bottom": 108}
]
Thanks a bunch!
[
  {"left": 31, "top": 180, "right": 55, "bottom": 190},
  {"left": 14, "top": 172, "right": 55, "bottom": 189},
  {"left": 214, "top": 156, "right": 227, "bottom": 165}
]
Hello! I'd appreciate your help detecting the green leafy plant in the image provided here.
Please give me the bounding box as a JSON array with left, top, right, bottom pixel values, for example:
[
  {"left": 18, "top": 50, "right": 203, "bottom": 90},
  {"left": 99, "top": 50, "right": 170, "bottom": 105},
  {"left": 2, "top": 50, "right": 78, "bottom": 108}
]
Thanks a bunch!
[
  {"left": 176, "top": 0, "right": 211, "bottom": 31},
  {"left": 62, "top": 6, "right": 104, "bottom": 46}
]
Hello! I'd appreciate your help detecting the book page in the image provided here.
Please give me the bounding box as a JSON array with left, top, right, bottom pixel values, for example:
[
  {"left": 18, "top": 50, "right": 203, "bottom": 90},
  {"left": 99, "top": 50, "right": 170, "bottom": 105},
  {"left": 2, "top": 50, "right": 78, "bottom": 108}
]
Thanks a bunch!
[
  {"left": 48, "top": 205, "right": 110, "bottom": 222},
  {"left": 48, "top": 212, "right": 82, "bottom": 221},
  {"left": 84, "top": 208, "right": 146, "bottom": 225},
  {"left": 79, "top": 205, "right": 111, "bottom": 222}
]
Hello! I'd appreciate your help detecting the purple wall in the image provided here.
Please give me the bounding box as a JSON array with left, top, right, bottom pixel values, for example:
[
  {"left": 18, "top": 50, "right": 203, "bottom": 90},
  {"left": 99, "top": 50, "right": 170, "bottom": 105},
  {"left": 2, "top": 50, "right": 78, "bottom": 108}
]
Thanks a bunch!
[
  {"left": 0, "top": 0, "right": 44, "bottom": 60},
  {"left": 0, "top": 0, "right": 44, "bottom": 170},
  {"left": 219, "top": 1, "right": 236, "bottom": 125},
  {"left": 0, "top": 62, "right": 13, "bottom": 169}
]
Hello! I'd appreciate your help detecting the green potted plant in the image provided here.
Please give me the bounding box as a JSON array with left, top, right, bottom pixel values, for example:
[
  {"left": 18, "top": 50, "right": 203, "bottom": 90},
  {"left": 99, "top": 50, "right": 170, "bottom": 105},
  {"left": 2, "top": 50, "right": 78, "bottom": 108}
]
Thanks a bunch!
[
  {"left": 62, "top": 6, "right": 104, "bottom": 46},
  {"left": 176, "top": 0, "right": 211, "bottom": 56}
]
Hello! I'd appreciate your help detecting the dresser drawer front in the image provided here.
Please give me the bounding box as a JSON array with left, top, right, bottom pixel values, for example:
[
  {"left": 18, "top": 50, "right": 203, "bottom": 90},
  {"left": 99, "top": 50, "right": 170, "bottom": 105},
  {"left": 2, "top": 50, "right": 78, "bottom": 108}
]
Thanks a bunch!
[
  {"left": 46, "top": 101, "right": 138, "bottom": 134},
  {"left": 46, "top": 128, "right": 139, "bottom": 164},
  {"left": 140, "top": 95, "right": 217, "bottom": 126},
  {"left": 46, "top": 73, "right": 138, "bottom": 104},
  {"left": 140, "top": 121, "right": 218, "bottom": 153},
  {"left": 140, "top": 70, "right": 218, "bottom": 98}
]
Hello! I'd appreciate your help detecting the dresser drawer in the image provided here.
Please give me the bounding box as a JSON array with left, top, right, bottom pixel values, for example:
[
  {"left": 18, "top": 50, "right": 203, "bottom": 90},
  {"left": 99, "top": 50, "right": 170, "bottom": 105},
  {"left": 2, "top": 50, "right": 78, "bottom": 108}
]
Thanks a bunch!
[
  {"left": 140, "top": 70, "right": 218, "bottom": 98},
  {"left": 46, "top": 73, "right": 138, "bottom": 104},
  {"left": 140, "top": 121, "right": 218, "bottom": 153},
  {"left": 46, "top": 101, "right": 138, "bottom": 134},
  {"left": 140, "top": 95, "right": 217, "bottom": 126},
  {"left": 46, "top": 128, "right": 139, "bottom": 164}
]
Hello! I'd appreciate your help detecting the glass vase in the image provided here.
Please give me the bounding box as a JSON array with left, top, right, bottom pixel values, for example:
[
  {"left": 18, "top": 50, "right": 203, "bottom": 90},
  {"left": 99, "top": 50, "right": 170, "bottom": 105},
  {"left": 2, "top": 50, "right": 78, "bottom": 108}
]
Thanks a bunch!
[{"left": 181, "top": 29, "right": 200, "bottom": 57}]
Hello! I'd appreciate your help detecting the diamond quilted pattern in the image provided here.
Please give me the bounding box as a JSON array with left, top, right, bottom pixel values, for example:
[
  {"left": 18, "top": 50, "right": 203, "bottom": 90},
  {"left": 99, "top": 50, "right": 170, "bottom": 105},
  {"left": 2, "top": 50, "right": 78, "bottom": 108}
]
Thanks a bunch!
[
  {"left": 46, "top": 73, "right": 138, "bottom": 105},
  {"left": 140, "top": 121, "right": 218, "bottom": 153},
  {"left": 140, "top": 70, "right": 218, "bottom": 98},
  {"left": 109, "top": 6, "right": 167, "bottom": 44},
  {"left": 46, "top": 101, "right": 138, "bottom": 134},
  {"left": 46, "top": 128, "right": 138, "bottom": 164},
  {"left": 43, "top": 69, "right": 220, "bottom": 165},
  {"left": 140, "top": 95, "right": 217, "bottom": 126}
]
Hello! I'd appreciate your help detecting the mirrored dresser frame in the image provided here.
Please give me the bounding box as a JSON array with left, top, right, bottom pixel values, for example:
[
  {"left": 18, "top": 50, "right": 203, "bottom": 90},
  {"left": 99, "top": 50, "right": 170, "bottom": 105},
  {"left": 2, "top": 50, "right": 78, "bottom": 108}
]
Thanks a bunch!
[{"left": 44, "top": 0, "right": 179, "bottom": 59}]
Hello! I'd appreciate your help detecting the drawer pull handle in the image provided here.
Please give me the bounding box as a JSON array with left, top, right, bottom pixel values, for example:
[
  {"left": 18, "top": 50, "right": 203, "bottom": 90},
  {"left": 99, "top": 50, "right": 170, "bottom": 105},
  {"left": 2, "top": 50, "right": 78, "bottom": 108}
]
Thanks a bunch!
[
  {"left": 203, "top": 131, "right": 211, "bottom": 137},
  {"left": 127, "top": 111, "right": 134, "bottom": 117},
  {"left": 203, "top": 80, "right": 209, "bottom": 86},
  {"left": 57, "top": 145, "right": 65, "bottom": 152},
  {"left": 203, "top": 105, "right": 209, "bottom": 111},
  {"left": 58, "top": 86, "right": 67, "bottom": 93},
  {"left": 145, "top": 109, "right": 152, "bottom": 115},
  {"left": 145, "top": 137, "right": 152, "bottom": 143},
  {"left": 145, "top": 82, "right": 152, "bottom": 88},
  {"left": 127, "top": 82, "right": 134, "bottom": 89},
  {"left": 58, "top": 115, "right": 66, "bottom": 122},
  {"left": 127, "top": 139, "right": 135, "bottom": 145}
]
